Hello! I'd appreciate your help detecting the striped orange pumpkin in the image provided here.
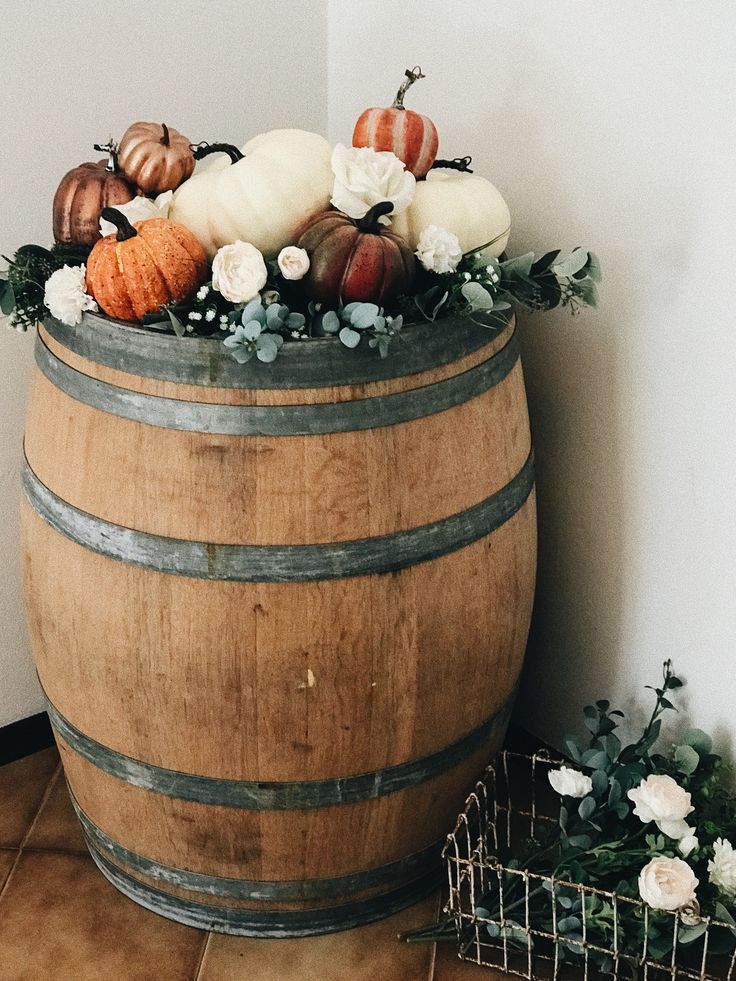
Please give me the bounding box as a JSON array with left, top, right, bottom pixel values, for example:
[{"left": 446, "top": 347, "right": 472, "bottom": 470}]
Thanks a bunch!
[
  {"left": 353, "top": 66, "right": 439, "bottom": 178},
  {"left": 86, "top": 209, "right": 207, "bottom": 322}
]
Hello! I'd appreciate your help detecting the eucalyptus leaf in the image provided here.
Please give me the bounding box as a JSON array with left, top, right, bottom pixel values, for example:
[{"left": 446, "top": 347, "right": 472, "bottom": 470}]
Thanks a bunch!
[
  {"left": 0, "top": 280, "right": 15, "bottom": 316},
  {"left": 674, "top": 744, "right": 700, "bottom": 775},
  {"left": 350, "top": 303, "right": 380, "bottom": 329},
  {"left": 567, "top": 834, "right": 592, "bottom": 850},
  {"left": 501, "top": 252, "right": 535, "bottom": 279},
  {"left": 461, "top": 281, "right": 494, "bottom": 311},
  {"left": 578, "top": 796, "right": 596, "bottom": 821},
  {"left": 339, "top": 326, "right": 361, "bottom": 349},
  {"left": 321, "top": 310, "right": 340, "bottom": 334},
  {"left": 591, "top": 769, "right": 609, "bottom": 797},
  {"left": 553, "top": 249, "right": 589, "bottom": 278},
  {"left": 683, "top": 728, "right": 713, "bottom": 755}
]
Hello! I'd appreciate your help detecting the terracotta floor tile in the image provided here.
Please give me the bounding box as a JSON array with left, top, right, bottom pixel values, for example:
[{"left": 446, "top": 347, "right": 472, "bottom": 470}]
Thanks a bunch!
[
  {"left": 0, "top": 850, "right": 206, "bottom": 981},
  {"left": 0, "top": 848, "right": 18, "bottom": 891},
  {"left": 0, "top": 747, "right": 59, "bottom": 847},
  {"left": 24, "top": 769, "right": 87, "bottom": 853},
  {"left": 198, "top": 894, "right": 439, "bottom": 981}
]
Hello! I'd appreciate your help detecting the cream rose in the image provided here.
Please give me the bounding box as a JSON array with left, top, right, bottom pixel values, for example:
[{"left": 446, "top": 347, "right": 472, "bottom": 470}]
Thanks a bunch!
[
  {"left": 628, "top": 774, "right": 694, "bottom": 840},
  {"left": 99, "top": 191, "right": 173, "bottom": 237},
  {"left": 330, "top": 143, "right": 415, "bottom": 225},
  {"left": 638, "top": 856, "right": 698, "bottom": 911},
  {"left": 211, "top": 241, "right": 268, "bottom": 303},
  {"left": 43, "top": 264, "right": 97, "bottom": 326},
  {"left": 415, "top": 225, "right": 463, "bottom": 274},
  {"left": 548, "top": 766, "right": 593, "bottom": 799},
  {"left": 277, "top": 246, "right": 310, "bottom": 281},
  {"left": 678, "top": 832, "right": 699, "bottom": 859},
  {"left": 708, "top": 838, "right": 736, "bottom": 897}
]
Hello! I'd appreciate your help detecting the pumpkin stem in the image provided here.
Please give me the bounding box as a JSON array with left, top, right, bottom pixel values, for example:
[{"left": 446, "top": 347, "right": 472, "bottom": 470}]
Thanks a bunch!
[
  {"left": 190, "top": 142, "right": 245, "bottom": 164},
  {"left": 356, "top": 201, "right": 394, "bottom": 232},
  {"left": 93, "top": 139, "right": 119, "bottom": 173},
  {"left": 392, "top": 66, "right": 425, "bottom": 110},
  {"left": 430, "top": 155, "right": 474, "bottom": 173},
  {"left": 100, "top": 207, "right": 138, "bottom": 242},
  {"left": 160, "top": 123, "right": 170, "bottom": 146}
]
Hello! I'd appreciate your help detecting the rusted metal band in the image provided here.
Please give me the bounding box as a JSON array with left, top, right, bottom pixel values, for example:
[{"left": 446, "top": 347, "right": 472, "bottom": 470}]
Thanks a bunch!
[
  {"left": 46, "top": 693, "right": 514, "bottom": 810},
  {"left": 42, "top": 310, "right": 514, "bottom": 389},
  {"left": 71, "top": 793, "right": 443, "bottom": 902},
  {"left": 34, "top": 328, "right": 520, "bottom": 435},
  {"left": 21, "top": 452, "right": 534, "bottom": 582},
  {"left": 86, "top": 841, "right": 440, "bottom": 937}
]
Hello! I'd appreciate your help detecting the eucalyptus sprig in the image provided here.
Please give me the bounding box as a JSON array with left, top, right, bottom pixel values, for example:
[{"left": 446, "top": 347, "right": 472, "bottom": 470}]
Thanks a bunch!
[{"left": 1, "top": 242, "right": 92, "bottom": 332}]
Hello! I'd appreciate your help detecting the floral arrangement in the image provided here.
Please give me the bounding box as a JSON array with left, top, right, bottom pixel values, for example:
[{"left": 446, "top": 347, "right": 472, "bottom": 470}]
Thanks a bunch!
[
  {"left": 409, "top": 662, "right": 736, "bottom": 977},
  {"left": 1, "top": 67, "right": 600, "bottom": 365}
]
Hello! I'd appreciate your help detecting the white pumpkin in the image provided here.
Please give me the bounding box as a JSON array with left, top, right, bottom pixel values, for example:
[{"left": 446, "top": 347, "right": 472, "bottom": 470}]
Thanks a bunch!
[
  {"left": 392, "top": 169, "right": 511, "bottom": 258},
  {"left": 169, "top": 129, "right": 333, "bottom": 259}
]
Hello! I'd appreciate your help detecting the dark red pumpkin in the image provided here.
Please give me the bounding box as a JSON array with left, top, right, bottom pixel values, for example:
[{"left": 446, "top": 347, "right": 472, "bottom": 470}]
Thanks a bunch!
[
  {"left": 52, "top": 142, "right": 136, "bottom": 246},
  {"left": 353, "top": 66, "right": 439, "bottom": 178},
  {"left": 296, "top": 203, "right": 416, "bottom": 307}
]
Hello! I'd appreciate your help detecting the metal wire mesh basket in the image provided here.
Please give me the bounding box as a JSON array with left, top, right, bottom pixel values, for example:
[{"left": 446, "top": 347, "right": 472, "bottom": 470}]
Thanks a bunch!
[{"left": 443, "top": 750, "right": 736, "bottom": 980}]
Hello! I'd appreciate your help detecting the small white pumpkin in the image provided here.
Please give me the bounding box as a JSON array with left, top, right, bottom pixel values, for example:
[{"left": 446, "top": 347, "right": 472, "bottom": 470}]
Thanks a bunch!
[
  {"left": 169, "top": 129, "right": 333, "bottom": 259},
  {"left": 392, "top": 169, "right": 511, "bottom": 258}
]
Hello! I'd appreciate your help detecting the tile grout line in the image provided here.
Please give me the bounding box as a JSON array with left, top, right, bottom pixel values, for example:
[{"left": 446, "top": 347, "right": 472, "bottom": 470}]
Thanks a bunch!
[
  {"left": 191, "top": 931, "right": 212, "bottom": 980},
  {"left": 0, "top": 762, "right": 62, "bottom": 905}
]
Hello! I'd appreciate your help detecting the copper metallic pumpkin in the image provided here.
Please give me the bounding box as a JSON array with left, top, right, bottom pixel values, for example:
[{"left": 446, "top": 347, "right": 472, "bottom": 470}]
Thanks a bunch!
[
  {"left": 86, "top": 209, "right": 207, "bottom": 322},
  {"left": 296, "top": 202, "right": 416, "bottom": 307},
  {"left": 352, "top": 66, "right": 439, "bottom": 179},
  {"left": 118, "top": 122, "right": 195, "bottom": 195},
  {"left": 52, "top": 144, "right": 135, "bottom": 247}
]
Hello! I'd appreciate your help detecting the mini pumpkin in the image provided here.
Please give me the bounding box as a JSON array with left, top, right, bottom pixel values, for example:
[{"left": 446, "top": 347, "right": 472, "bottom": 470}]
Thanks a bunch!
[
  {"left": 117, "top": 121, "right": 195, "bottom": 195},
  {"left": 52, "top": 142, "right": 136, "bottom": 246},
  {"left": 352, "top": 66, "right": 439, "bottom": 178},
  {"left": 86, "top": 208, "right": 207, "bottom": 322},
  {"left": 392, "top": 165, "right": 511, "bottom": 258},
  {"left": 296, "top": 202, "right": 416, "bottom": 306}
]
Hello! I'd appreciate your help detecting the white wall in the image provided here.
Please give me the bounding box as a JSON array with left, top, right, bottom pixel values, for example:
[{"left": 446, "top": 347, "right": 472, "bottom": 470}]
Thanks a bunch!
[
  {"left": 0, "top": 0, "right": 328, "bottom": 727},
  {"left": 4, "top": 1, "right": 736, "bottom": 753},
  {"left": 328, "top": 1, "right": 736, "bottom": 751}
]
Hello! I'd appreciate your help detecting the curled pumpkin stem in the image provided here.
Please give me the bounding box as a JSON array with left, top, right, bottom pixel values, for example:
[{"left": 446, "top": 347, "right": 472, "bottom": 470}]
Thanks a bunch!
[
  {"left": 160, "top": 123, "right": 170, "bottom": 146},
  {"left": 431, "top": 156, "right": 473, "bottom": 173},
  {"left": 100, "top": 207, "right": 138, "bottom": 242},
  {"left": 392, "top": 66, "right": 426, "bottom": 110},
  {"left": 355, "top": 201, "right": 394, "bottom": 232},
  {"left": 190, "top": 142, "right": 245, "bottom": 164}
]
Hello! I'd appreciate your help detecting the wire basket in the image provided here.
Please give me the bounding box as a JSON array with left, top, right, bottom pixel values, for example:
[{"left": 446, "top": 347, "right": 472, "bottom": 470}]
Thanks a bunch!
[{"left": 443, "top": 750, "right": 736, "bottom": 980}]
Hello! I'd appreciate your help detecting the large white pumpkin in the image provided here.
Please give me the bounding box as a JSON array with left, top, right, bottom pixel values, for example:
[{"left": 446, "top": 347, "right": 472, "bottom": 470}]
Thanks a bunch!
[
  {"left": 169, "top": 129, "right": 333, "bottom": 259},
  {"left": 392, "top": 169, "right": 511, "bottom": 258}
]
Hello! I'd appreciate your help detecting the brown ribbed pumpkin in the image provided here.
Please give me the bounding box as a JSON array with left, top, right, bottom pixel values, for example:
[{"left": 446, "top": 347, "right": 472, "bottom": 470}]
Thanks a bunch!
[
  {"left": 118, "top": 122, "right": 195, "bottom": 194},
  {"left": 296, "top": 202, "right": 416, "bottom": 306},
  {"left": 86, "top": 209, "right": 207, "bottom": 322},
  {"left": 353, "top": 66, "right": 439, "bottom": 179},
  {"left": 52, "top": 143, "right": 136, "bottom": 247}
]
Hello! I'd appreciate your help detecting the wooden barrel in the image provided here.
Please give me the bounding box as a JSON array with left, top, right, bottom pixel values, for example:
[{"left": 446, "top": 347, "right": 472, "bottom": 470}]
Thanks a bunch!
[{"left": 20, "top": 309, "right": 536, "bottom": 936}]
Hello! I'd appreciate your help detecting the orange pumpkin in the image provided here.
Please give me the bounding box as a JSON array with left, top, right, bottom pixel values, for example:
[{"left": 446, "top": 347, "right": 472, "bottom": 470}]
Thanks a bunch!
[
  {"left": 352, "top": 66, "right": 439, "bottom": 178},
  {"left": 296, "top": 202, "right": 416, "bottom": 306},
  {"left": 52, "top": 143, "right": 136, "bottom": 246},
  {"left": 86, "top": 208, "right": 207, "bottom": 322},
  {"left": 117, "top": 122, "right": 195, "bottom": 195}
]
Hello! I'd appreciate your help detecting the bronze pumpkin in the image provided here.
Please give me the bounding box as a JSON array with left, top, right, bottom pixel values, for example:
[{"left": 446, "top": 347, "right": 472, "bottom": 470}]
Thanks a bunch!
[
  {"left": 117, "top": 122, "right": 195, "bottom": 195},
  {"left": 296, "top": 202, "right": 416, "bottom": 307},
  {"left": 52, "top": 143, "right": 136, "bottom": 247}
]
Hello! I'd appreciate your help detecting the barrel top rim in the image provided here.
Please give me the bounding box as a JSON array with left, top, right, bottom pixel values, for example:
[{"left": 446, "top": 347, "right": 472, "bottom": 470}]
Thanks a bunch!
[{"left": 41, "top": 308, "right": 515, "bottom": 390}]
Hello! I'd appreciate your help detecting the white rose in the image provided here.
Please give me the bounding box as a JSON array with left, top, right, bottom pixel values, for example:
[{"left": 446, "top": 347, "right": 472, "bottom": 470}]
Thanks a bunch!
[
  {"left": 639, "top": 856, "right": 698, "bottom": 911},
  {"left": 330, "top": 143, "right": 415, "bottom": 225},
  {"left": 548, "top": 766, "right": 593, "bottom": 799},
  {"left": 211, "top": 241, "right": 267, "bottom": 303},
  {"left": 415, "top": 225, "right": 463, "bottom": 274},
  {"left": 678, "top": 832, "right": 699, "bottom": 858},
  {"left": 99, "top": 190, "right": 173, "bottom": 237},
  {"left": 277, "top": 246, "right": 310, "bottom": 281},
  {"left": 628, "top": 774, "right": 694, "bottom": 839},
  {"left": 43, "top": 264, "right": 97, "bottom": 326},
  {"left": 708, "top": 838, "right": 736, "bottom": 898}
]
